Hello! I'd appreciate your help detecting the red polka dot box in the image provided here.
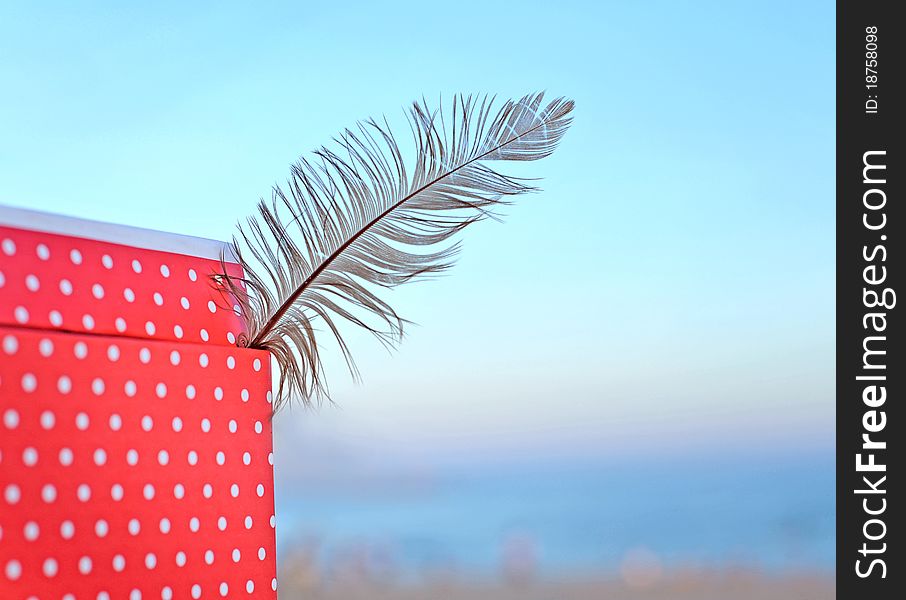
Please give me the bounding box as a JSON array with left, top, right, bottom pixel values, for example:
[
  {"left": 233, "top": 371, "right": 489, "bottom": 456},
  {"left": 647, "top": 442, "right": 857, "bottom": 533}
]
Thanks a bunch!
[{"left": 1, "top": 206, "right": 277, "bottom": 599}]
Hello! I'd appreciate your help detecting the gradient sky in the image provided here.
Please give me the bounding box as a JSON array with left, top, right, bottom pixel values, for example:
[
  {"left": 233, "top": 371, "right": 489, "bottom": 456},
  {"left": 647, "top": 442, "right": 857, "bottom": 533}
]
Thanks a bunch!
[{"left": 0, "top": 1, "right": 834, "bottom": 464}]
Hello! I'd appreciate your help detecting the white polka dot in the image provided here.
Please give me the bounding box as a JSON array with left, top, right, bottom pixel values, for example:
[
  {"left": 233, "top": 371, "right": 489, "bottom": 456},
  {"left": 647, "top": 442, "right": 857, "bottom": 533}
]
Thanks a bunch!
[
  {"left": 59, "top": 448, "right": 73, "bottom": 466},
  {"left": 132, "top": 259, "right": 142, "bottom": 273},
  {"left": 24, "top": 521, "right": 40, "bottom": 540},
  {"left": 174, "top": 324, "right": 184, "bottom": 338},
  {"left": 14, "top": 305, "right": 29, "bottom": 323},
  {"left": 79, "top": 556, "right": 93, "bottom": 574},
  {"left": 160, "top": 263, "right": 170, "bottom": 277},
  {"left": 127, "top": 518, "right": 141, "bottom": 535},
  {"left": 258, "top": 547, "right": 267, "bottom": 560},
  {"left": 168, "top": 350, "right": 181, "bottom": 366},
  {"left": 255, "top": 420, "right": 263, "bottom": 434},
  {"left": 241, "top": 389, "right": 250, "bottom": 402},
  {"left": 243, "top": 452, "right": 252, "bottom": 465},
  {"left": 126, "top": 450, "right": 138, "bottom": 466},
  {"left": 107, "top": 344, "right": 120, "bottom": 361},
  {"left": 227, "top": 331, "right": 237, "bottom": 344},
  {"left": 216, "top": 451, "right": 226, "bottom": 465},
  {"left": 162, "top": 586, "right": 173, "bottom": 599},
  {"left": 115, "top": 317, "right": 127, "bottom": 331},
  {"left": 91, "top": 378, "right": 105, "bottom": 395},
  {"left": 200, "top": 328, "right": 210, "bottom": 342},
  {"left": 199, "top": 353, "right": 209, "bottom": 367},
  {"left": 0, "top": 270, "right": 4, "bottom": 287},
  {"left": 219, "top": 582, "right": 228, "bottom": 596},
  {"left": 159, "top": 518, "right": 171, "bottom": 534},
  {"left": 203, "top": 483, "right": 213, "bottom": 498},
  {"left": 113, "top": 554, "right": 125, "bottom": 571},
  {"left": 188, "top": 268, "right": 198, "bottom": 281},
  {"left": 253, "top": 358, "right": 262, "bottom": 371},
  {"left": 41, "top": 483, "right": 57, "bottom": 503},
  {"left": 49, "top": 309, "right": 63, "bottom": 326},
  {"left": 227, "top": 356, "right": 236, "bottom": 369},
  {"left": 180, "top": 296, "right": 190, "bottom": 309},
  {"left": 95, "top": 519, "right": 109, "bottom": 537},
  {"left": 3, "top": 409, "right": 19, "bottom": 429},
  {"left": 155, "top": 382, "right": 167, "bottom": 398},
  {"left": 124, "top": 287, "right": 136, "bottom": 302},
  {"left": 70, "top": 248, "right": 83, "bottom": 265},
  {"left": 207, "top": 300, "right": 217, "bottom": 313},
  {"left": 272, "top": 578, "right": 277, "bottom": 591},
  {"left": 228, "top": 420, "right": 238, "bottom": 433},
  {"left": 186, "top": 384, "right": 196, "bottom": 399},
  {"left": 172, "top": 416, "right": 183, "bottom": 432},
  {"left": 153, "top": 292, "right": 164, "bottom": 306},
  {"left": 76, "top": 412, "right": 90, "bottom": 430},
  {"left": 77, "top": 484, "right": 91, "bottom": 502},
  {"left": 109, "top": 413, "right": 122, "bottom": 431},
  {"left": 93, "top": 448, "right": 107, "bottom": 466},
  {"left": 59, "top": 279, "right": 73, "bottom": 295},
  {"left": 158, "top": 449, "right": 169, "bottom": 465},
  {"left": 22, "top": 446, "right": 38, "bottom": 466},
  {"left": 214, "top": 386, "right": 224, "bottom": 401},
  {"left": 99, "top": 592, "right": 111, "bottom": 600},
  {"left": 269, "top": 514, "right": 276, "bottom": 528},
  {"left": 205, "top": 549, "right": 215, "bottom": 565},
  {"left": 92, "top": 283, "right": 105, "bottom": 299},
  {"left": 190, "top": 517, "right": 200, "bottom": 532},
  {"left": 38, "top": 338, "right": 53, "bottom": 356},
  {"left": 145, "top": 321, "right": 156, "bottom": 335},
  {"left": 143, "top": 483, "right": 155, "bottom": 500},
  {"left": 37, "top": 411, "right": 55, "bottom": 431},
  {"left": 102, "top": 254, "right": 114, "bottom": 268},
  {"left": 217, "top": 516, "right": 227, "bottom": 531},
  {"left": 74, "top": 341, "right": 88, "bottom": 358},
  {"left": 176, "top": 552, "right": 187, "bottom": 567},
  {"left": 140, "top": 348, "right": 151, "bottom": 363},
  {"left": 60, "top": 520, "right": 75, "bottom": 539},
  {"left": 1, "top": 238, "right": 15, "bottom": 255},
  {"left": 232, "top": 548, "right": 241, "bottom": 562},
  {"left": 145, "top": 553, "right": 157, "bottom": 569},
  {"left": 244, "top": 516, "right": 252, "bottom": 529},
  {"left": 19, "top": 372, "right": 37, "bottom": 393},
  {"left": 174, "top": 483, "right": 185, "bottom": 499},
  {"left": 82, "top": 314, "right": 95, "bottom": 329},
  {"left": 201, "top": 418, "right": 211, "bottom": 433},
  {"left": 191, "top": 584, "right": 201, "bottom": 599},
  {"left": 246, "top": 580, "right": 255, "bottom": 593},
  {"left": 268, "top": 452, "right": 274, "bottom": 465},
  {"left": 37, "top": 243, "right": 50, "bottom": 260},
  {"left": 4, "top": 560, "right": 21, "bottom": 581},
  {"left": 25, "top": 274, "right": 40, "bottom": 291},
  {"left": 233, "top": 486, "right": 242, "bottom": 500},
  {"left": 256, "top": 483, "right": 266, "bottom": 497},
  {"left": 43, "top": 557, "right": 59, "bottom": 577},
  {"left": 187, "top": 451, "right": 198, "bottom": 466},
  {"left": 141, "top": 415, "right": 153, "bottom": 431},
  {"left": 130, "top": 590, "right": 142, "bottom": 600},
  {"left": 125, "top": 380, "right": 137, "bottom": 396}
]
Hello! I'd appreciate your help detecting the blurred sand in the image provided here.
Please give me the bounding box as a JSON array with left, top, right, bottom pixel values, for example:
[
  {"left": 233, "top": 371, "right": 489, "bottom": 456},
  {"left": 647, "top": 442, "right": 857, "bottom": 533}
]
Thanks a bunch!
[{"left": 277, "top": 571, "right": 834, "bottom": 600}]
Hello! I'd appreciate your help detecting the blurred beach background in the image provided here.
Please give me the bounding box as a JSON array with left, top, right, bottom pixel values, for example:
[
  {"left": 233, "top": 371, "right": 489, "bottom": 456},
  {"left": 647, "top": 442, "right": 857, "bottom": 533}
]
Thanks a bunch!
[{"left": 1, "top": 0, "right": 834, "bottom": 597}]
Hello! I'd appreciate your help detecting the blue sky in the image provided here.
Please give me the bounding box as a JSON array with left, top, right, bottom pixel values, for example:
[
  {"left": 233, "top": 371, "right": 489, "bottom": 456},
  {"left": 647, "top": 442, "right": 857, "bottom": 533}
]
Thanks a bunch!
[{"left": 0, "top": 1, "right": 834, "bottom": 464}]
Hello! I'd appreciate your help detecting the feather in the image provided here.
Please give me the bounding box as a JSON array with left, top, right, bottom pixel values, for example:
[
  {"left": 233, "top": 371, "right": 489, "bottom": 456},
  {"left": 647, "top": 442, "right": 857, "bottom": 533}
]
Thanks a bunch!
[{"left": 217, "top": 92, "right": 574, "bottom": 410}]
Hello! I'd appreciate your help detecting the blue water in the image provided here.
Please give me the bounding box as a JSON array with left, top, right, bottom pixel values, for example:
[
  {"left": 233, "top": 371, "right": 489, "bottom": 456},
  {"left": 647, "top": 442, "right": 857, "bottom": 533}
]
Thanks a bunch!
[{"left": 274, "top": 455, "right": 835, "bottom": 578}]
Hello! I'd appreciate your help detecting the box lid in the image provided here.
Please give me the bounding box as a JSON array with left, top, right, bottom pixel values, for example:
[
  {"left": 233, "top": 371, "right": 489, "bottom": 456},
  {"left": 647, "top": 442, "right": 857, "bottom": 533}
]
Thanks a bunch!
[{"left": 0, "top": 205, "right": 246, "bottom": 347}]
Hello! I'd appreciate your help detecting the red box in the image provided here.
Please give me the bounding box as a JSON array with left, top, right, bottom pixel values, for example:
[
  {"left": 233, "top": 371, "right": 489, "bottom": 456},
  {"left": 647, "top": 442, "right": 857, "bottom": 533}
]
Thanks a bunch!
[{"left": 1, "top": 207, "right": 277, "bottom": 599}]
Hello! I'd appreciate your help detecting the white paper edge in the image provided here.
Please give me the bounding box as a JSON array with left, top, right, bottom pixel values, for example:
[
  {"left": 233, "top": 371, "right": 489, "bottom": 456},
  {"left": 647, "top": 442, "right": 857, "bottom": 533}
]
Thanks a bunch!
[{"left": 0, "top": 204, "right": 236, "bottom": 262}]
